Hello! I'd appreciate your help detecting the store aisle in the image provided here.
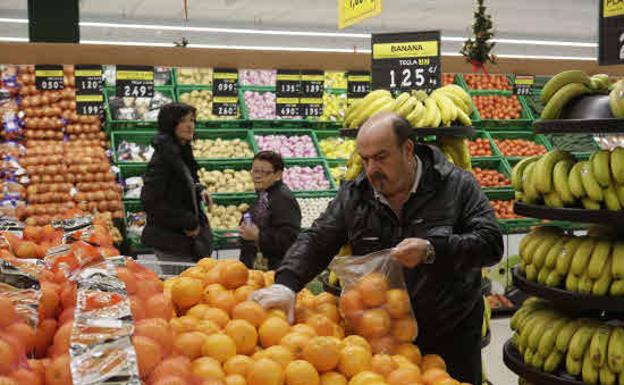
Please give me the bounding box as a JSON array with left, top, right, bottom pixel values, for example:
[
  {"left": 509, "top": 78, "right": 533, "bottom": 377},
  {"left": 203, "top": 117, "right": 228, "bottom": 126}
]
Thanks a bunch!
[{"left": 483, "top": 318, "right": 517, "bottom": 385}]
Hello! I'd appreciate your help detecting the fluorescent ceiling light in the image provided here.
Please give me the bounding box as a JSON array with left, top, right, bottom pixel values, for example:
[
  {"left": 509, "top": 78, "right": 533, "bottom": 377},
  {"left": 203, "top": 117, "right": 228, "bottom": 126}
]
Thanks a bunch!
[
  {"left": 0, "top": 18, "right": 27, "bottom": 24},
  {"left": 0, "top": 36, "right": 28, "bottom": 42},
  {"left": 496, "top": 53, "right": 596, "bottom": 61}
]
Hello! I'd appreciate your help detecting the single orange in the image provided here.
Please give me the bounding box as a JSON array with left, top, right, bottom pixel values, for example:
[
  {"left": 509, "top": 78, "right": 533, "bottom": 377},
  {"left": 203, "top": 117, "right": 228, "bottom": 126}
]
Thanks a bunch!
[
  {"left": 192, "top": 357, "right": 226, "bottom": 380},
  {"left": 315, "top": 303, "right": 340, "bottom": 324},
  {"left": 280, "top": 332, "right": 312, "bottom": 359},
  {"left": 221, "top": 261, "right": 249, "bottom": 289},
  {"left": 421, "top": 368, "right": 449, "bottom": 385},
  {"left": 224, "top": 355, "right": 254, "bottom": 376},
  {"left": 226, "top": 374, "right": 247, "bottom": 385},
  {"left": 247, "top": 270, "right": 265, "bottom": 288},
  {"left": 319, "top": 372, "right": 347, "bottom": 385},
  {"left": 347, "top": 371, "right": 384, "bottom": 385},
  {"left": 357, "top": 309, "right": 391, "bottom": 339},
  {"left": 302, "top": 336, "right": 340, "bottom": 372},
  {"left": 234, "top": 286, "right": 256, "bottom": 303},
  {"left": 315, "top": 293, "right": 338, "bottom": 306},
  {"left": 187, "top": 304, "right": 213, "bottom": 320},
  {"left": 10, "top": 368, "right": 41, "bottom": 385},
  {"left": 198, "top": 257, "right": 218, "bottom": 271},
  {"left": 368, "top": 335, "right": 396, "bottom": 355},
  {"left": 44, "top": 355, "right": 71, "bottom": 385},
  {"left": 135, "top": 318, "right": 174, "bottom": 354},
  {"left": 196, "top": 320, "right": 222, "bottom": 336},
  {"left": 203, "top": 308, "right": 231, "bottom": 329},
  {"left": 340, "top": 336, "right": 371, "bottom": 353},
  {"left": 174, "top": 331, "right": 206, "bottom": 360},
  {"left": 133, "top": 335, "right": 163, "bottom": 378},
  {"left": 150, "top": 357, "right": 192, "bottom": 383},
  {"left": 171, "top": 277, "right": 203, "bottom": 309},
  {"left": 232, "top": 301, "right": 268, "bottom": 328},
  {"left": 209, "top": 290, "right": 237, "bottom": 315},
  {"left": 370, "top": 354, "right": 398, "bottom": 377},
  {"left": 421, "top": 355, "right": 446, "bottom": 372},
  {"left": 203, "top": 333, "right": 237, "bottom": 363},
  {"left": 170, "top": 315, "right": 200, "bottom": 334},
  {"left": 337, "top": 345, "right": 372, "bottom": 379},
  {"left": 306, "top": 314, "right": 335, "bottom": 337},
  {"left": 246, "top": 358, "right": 284, "bottom": 385},
  {"left": 384, "top": 290, "right": 410, "bottom": 319},
  {"left": 259, "top": 317, "right": 291, "bottom": 348},
  {"left": 6, "top": 323, "right": 35, "bottom": 354},
  {"left": 291, "top": 324, "right": 317, "bottom": 337},
  {"left": 386, "top": 367, "right": 422, "bottom": 385},
  {"left": 285, "top": 360, "right": 320, "bottom": 385},
  {"left": 391, "top": 317, "right": 418, "bottom": 343},
  {"left": 356, "top": 274, "right": 388, "bottom": 308},
  {"left": 264, "top": 345, "right": 295, "bottom": 369},
  {"left": 0, "top": 339, "right": 17, "bottom": 375},
  {"left": 225, "top": 319, "right": 258, "bottom": 355},
  {"left": 338, "top": 290, "right": 365, "bottom": 319},
  {"left": 394, "top": 344, "right": 422, "bottom": 366}
]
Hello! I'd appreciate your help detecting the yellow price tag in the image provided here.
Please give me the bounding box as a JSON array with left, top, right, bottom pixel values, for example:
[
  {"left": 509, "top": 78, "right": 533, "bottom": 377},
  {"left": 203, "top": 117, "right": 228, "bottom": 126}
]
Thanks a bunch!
[
  {"left": 338, "top": 0, "right": 383, "bottom": 30},
  {"left": 604, "top": 0, "right": 624, "bottom": 17}
]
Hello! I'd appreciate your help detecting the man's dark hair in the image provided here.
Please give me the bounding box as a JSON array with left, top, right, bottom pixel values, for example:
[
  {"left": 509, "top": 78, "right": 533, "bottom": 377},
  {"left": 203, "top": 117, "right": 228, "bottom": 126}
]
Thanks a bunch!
[
  {"left": 391, "top": 114, "right": 415, "bottom": 147},
  {"left": 157, "top": 102, "right": 197, "bottom": 136},
  {"left": 253, "top": 150, "right": 285, "bottom": 172}
]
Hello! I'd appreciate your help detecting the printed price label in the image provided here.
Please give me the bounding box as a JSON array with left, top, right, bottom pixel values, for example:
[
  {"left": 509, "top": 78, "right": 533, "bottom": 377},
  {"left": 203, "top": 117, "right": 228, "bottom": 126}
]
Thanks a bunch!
[
  {"left": 300, "top": 97, "right": 323, "bottom": 117},
  {"left": 76, "top": 95, "right": 104, "bottom": 116},
  {"left": 212, "top": 96, "right": 239, "bottom": 117},
  {"left": 213, "top": 68, "right": 238, "bottom": 96},
  {"left": 35, "top": 65, "right": 64, "bottom": 91},
  {"left": 371, "top": 31, "right": 441, "bottom": 94},
  {"left": 76, "top": 65, "right": 103, "bottom": 116},
  {"left": 277, "top": 70, "right": 301, "bottom": 117},
  {"left": 276, "top": 97, "right": 300, "bottom": 117},
  {"left": 513, "top": 75, "right": 534, "bottom": 96},
  {"left": 115, "top": 65, "right": 154, "bottom": 98},
  {"left": 347, "top": 71, "right": 371, "bottom": 99}
]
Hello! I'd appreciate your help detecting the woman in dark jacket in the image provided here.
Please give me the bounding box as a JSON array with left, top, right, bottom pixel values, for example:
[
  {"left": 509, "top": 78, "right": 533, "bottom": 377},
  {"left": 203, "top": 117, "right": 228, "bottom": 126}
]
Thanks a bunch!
[
  {"left": 141, "top": 102, "right": 212, "bottom": 262},
  {"left": 239, "top": 151, "right": 301, "bottom": 270}
]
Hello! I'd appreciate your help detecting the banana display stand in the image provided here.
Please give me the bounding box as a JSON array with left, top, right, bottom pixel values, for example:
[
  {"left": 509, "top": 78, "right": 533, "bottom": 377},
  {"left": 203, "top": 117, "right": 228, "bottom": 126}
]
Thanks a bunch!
[{"left": 502, "top": 84, "right": 624, "bottom": 385}]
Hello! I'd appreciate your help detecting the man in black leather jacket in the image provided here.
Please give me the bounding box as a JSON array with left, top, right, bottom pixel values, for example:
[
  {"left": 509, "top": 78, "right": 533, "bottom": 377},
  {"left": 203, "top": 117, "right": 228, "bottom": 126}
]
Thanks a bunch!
[{"left": 252, "top": 112, "right": 503, "bottom": 384}]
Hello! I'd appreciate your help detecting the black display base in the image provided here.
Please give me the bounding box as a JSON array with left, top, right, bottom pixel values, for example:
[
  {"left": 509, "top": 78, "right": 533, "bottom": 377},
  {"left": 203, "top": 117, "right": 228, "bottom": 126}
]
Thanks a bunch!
[
  {"left": 513, "top": 268, "right": 624, "bottom": 316},
  {"left": 503, "top": 340, "right": 587, "bottom": 385},
  {"left": 513, "top": 202, "right": 624, "bottom": 225},
  {"left": 533, "top": 118, "right": 624, "bottom": 134},
  {"left": 339, "top": 126, "right": 476, "bottom": 138}
]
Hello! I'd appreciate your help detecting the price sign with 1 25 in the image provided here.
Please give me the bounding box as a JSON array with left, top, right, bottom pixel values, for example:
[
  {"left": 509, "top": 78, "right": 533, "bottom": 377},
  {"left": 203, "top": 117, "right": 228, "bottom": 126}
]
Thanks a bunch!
[
  {"left": 371, "top": 31, "right": 441, "bottom": 94},
  {"left": 35, "top": 65, "right": 65, "bottom": 91},
  {"left": 75, "top": 65, "right": 104, "bottom": 116},
  {"left": 115, "top": 65, "right": 154, "bottom": 98},
  {"left": 276, "top": 70, "right": 301, "bottom": 117}
]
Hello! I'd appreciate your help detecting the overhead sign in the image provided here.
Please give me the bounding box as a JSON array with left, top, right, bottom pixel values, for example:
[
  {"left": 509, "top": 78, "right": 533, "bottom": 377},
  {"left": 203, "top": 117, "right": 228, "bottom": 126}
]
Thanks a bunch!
[
  {"left": 338, "top": 0, "right": 383, "bottom": 30},
  {"left": 371, "top": 31, "right": 441, "bottom": 94},
  {"left": 115, "top": 65, "right": 154, "bottom": 98},
  {"left": 599, "top": 0, "right": 624, "bottom": 65},
  {"left": 75, "top": 65, "right": 103, "bottom": 116},
  {"left": 35, "top": 65, "right": 64, "bottom": 91}
]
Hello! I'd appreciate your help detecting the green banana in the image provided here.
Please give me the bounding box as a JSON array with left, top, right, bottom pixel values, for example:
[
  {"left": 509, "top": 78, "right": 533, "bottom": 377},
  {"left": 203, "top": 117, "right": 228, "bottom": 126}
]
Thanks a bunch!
[
  {"left": 570, "top": 324, "right": 598, "bottom": 360},
  {"left": 545, "top": 237, "right": 568, "bottom": 269},
  {"left": 571, "top": 237, "right": 597, "bottom": 276},
  {"left": 556, "top": 237, "right": 583, "bottom": 275},
  {"left": 590, "top": 325, "right": 612, "bottom": 368},
  {"left": 583, "top": 198, "right": 603, "bottom": 210},
  {"left": 553, "top": 159, "right": 576, "bottom": 205},
  {"left": 533, "top": 233, "right": 563, "bottom": 269},
  {"left": 420, "top": 97, "right": 437, "bottom": 128},
  {"left": 600, "top": 367, "right": 617, "bottom": 385},
  {"left": 392, "top": 92, "right": 411, "bottom": 111},
  {"left": 455, "top": 108, "right": 472, "bottom": 126},
  {"left": 512, "top": 156, "right": 541, "bottom": 192},
  {"left": 546, "top": 270, "right": 563, "bottom": 287},
  {"left": 541, "top": 83, "right": 592, "bottom": 120},
  {"left": 405, "top": 99, "right": 425, "bottom": 126},
  {"left": 430, "top": 98, "right": 442, "bottom": 127},
  {"left": 583, "top": 348, "right": 600, "bottom": 385},
  {"left": 529, "top": 314, "right": 560, "bottom": 350},
  {"left": 520, "top": 311, "right": 558, "bottom": 349},
  {"left": 344, "top": 89, "right": 391, "bottom": 126},
  {"left": 605, "top": 184, "right": 623, "bottom": 211},
  {"left": 511, "top": 302, "right": 545, "bottom": 331},
  {"left": 540, "top": 70, "right": 591, "bottom": 105},
  {"left": 557, "top": 319, "right": 587, "bottom": 353},
  {"left": 609, "top": 83, "right": 624, "bottom": 119},
  {"left": 534, "top": 150, "right": 571, "bottom": 194},
  {"left": 579, "top": 270, "right": 595, "bottom": 294},
  {"left": 537, "top": 267, "right": 551, "bottom": 285},
  {"left": 581, "top": 161, "right": 605, "bottom": 202},
  {"left": 612, "top": 280, "right": 624, "bottom": 296},
  {"left": 566, "top": 272, "right": 580, "bottom": 292},
  {"left": 349, "top": 96, "right": 395, "bottom": 128},
  {"left": 567, "top": 351, "right": 583, "bottom": 376},
  {"left": 525, "top": 264, "right": 538, "bottom": 281},
  {"left": 607, "top": 327, "right": 624, "bottom": 373},
  {"left": 430, "top": 92, "right": 456, "bottom": 126},
  {"left": 519, "top": 231, "right": 539, "bottom": 262},
  {"left": 544, "top": 191, "right": 564, "bottom": 208},
  {"left": 410, "top": 89, "right": 428, "bottom": 102},
  {"left": 395, "top": 96, "right": 418, "bottom": 118},
  {"left": 592, "top": 150, "right": 612, "bottom": 188},
  {"left": 524, "top": 347, "right": 535, "bottom": 365},
  {"left": 523, "top": 162, "right": 541, "bottom": 204},
  {"left": 613, "top": 242, "right": 624, "bottom": 280},
  {"left": 538, "top": 317, "right": 570, "bottom": 357},
  {"left": 611, "top": 148, "right": 624, "bottom": 185},
  {"left": 544, "top": 350, "right": 563, "bottom": 373},
  {"left": 530, "top": 351, "right": 545, "bottom": 369},
  {"left": 592, "top": 255, "right": 613, "bottom": 296},
  {"left": 443, "top": 84, "right": 473, "bottom": 112},
  {"left": 569, "top": 161, "right": 588, "bottom": 198},
  {"left": 588, "top": 240, "right": 613, "bottom": 279},
  {"left": 620, "top": 370, "right": 624, "bottom": 385},
  {"left": 617, "top": 184, "right": 624, "bottom": 207}
]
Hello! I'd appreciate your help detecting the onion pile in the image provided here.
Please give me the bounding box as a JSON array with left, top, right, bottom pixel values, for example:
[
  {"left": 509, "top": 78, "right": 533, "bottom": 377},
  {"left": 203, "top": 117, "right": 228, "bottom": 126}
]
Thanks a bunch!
[
  {"left": 297, "top": 197, "right": 333, "bottom": 228},
  {"left": 283, "top": 165, "right": 331, "bottom": 191},
  {"left": 243, "top": 91, "right": 276, "bottom": 120},
  {"left": 198, "top": 168, "right": 254, "bottom": 193},
  {"left": 254, "top": 134, "right": 318, "bottom": 158},
  {"left": 239, "top": 69, "right": 276, "bottom": 86}
]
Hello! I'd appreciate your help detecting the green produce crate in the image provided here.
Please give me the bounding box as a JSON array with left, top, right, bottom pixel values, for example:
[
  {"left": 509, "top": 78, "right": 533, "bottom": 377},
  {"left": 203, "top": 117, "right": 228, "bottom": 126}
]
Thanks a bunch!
[
  {"left": 209, "top": 194, "right": 257, "bottom": 250},
  {"left": 197, "top": 159, "right": 256, "bottom": 197},
  {"left": 457, "top": 74, "right": 514, "bottom": 92},
  {"left": 118, "top": 163, "right": 147, "bottom": 202},
  {"left": 470, "top": 90, "right": 533, "bottom": 129},
  {"left": 485, "top": 190, "right": 538, "bottom": 234},
  {"left": 471, "top": 158, "right": 514, "bottom": 194},
  {"left": 104, "top": 86, "right": 176, "bottom": 131},
  {"left": 283, "top": 159, "right": 338, "bottom": 193},
  {"left": 314, "top": 131, "right": 354, "bottom": 160},
  {"left": 122, "top": 200, "right": 151, "bottom": 255},
  {"left": 252, "top": 129, "right": 323, "bottom": 160},
  {"left": 545, "top": 133, "right": 597, "bottom": 160},
  {"left": 239, "top": 89, "right": 341, "bottom": 130},
  {"left": 488, "top": 130, "right": 552, "bottom": 163},
  {"left": 193, "top": 130, "right": 258, "bottom": 161},
  {"left": 176, "top": 85, "right": 246, "bottom": 128},
  {"left": 111, "top": 130, "right": 157, "bottom": 164},
  {"left": 468, "top": 130, "right": 503, "bottom": 160}
]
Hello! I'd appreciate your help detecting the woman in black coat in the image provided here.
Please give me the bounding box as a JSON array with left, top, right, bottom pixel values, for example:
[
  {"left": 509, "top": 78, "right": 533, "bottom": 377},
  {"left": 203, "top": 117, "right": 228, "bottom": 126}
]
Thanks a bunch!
[
  {"left": 239, "top": 151, "right": 301, "bottom": 270},
  {"left": 141, "top": 103, "right": 213, "bottom": 262}
]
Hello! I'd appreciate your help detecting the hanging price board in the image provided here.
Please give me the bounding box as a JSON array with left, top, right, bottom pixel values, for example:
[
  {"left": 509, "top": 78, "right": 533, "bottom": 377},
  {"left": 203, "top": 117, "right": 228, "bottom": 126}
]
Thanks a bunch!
[
  {"left": 599, "top": 0, "right": 624, "bottom": 65},
  {"left": 513, "top": 75, "right": 534, "bottom": 96},
  {"left": 115, "top": 65, "right": 154, "bottom": 98},
  {"left": 338, "top": 0, "right": 383, "bottom": 30},
  {"left": 371, "top": 31, "right": 441, "bottom": 94},
  {"left": 347, "top": 71, "right": 371, "bottom": 99},
  {"left": 212, "top": 68, "right": 239, "bottom": 117},
  {"left": 301, "top": 70, "right": 324, "bottom": 117},
  {"left": 35, "top": 65, "right": 64, "bottom": 91},
  {"left": 276, "top": 70, "right": 301, "bottom": 117},
  {"left": 75, "top": 65, "right": 103, "bottom": 116}
]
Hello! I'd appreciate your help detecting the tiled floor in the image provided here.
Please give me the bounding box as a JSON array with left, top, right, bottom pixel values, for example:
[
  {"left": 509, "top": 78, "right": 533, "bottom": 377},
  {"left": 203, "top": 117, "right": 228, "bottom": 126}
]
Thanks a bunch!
[{"left": 483, "top": 318, "right": 518, "bottom": 385}]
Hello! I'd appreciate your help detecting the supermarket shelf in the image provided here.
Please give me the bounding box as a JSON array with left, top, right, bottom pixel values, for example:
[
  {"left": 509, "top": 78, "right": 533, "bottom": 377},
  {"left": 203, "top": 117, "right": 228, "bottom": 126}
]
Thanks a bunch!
[
  {"left": 533, "top": 119, "right": 624, "bottom": 134},
  {"left": 339, "top": 126, "right": 476, "bottom": 137},
  {"left": 513, "top": 202, "right": 624, "bottom": 225},
  {"left": 512, "top": 267, "right": 624, "bottom": 315},
  {"left": 503, "top": 340, "right": 586, "bottom": 385}
]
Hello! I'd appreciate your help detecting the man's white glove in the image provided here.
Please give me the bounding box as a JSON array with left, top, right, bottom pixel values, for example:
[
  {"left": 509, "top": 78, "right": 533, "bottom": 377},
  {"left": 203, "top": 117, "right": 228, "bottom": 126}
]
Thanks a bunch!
[{"left": 250, "top": 284, "right": 296, "bottom": 324}]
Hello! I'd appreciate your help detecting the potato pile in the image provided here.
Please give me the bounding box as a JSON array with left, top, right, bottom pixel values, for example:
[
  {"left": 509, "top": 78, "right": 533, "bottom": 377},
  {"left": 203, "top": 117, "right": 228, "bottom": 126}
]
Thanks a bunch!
[
  {"left": 192, "top": 138, "right": 253, "bottom": 159},
  {"left": 177, "top": 67, "right": 213, "bottom": 85},
  {"left": 198, "top": 168, "right": 254, "bottom": 193},
  {"left": 207, "top": 202, "right": 250, "bottom": 230},
  {"left": 179, "top": 90, "right": 214, "bottom": 120}
]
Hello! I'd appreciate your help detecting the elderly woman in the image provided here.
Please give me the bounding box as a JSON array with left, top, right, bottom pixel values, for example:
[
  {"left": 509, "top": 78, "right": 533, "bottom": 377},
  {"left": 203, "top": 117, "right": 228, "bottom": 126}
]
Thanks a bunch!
[
  {"left": 239, "top": 151, "right": 301, "bottom": 270},
  {"left": 141, "top": 102, "right": 213, "bottom": 263}
]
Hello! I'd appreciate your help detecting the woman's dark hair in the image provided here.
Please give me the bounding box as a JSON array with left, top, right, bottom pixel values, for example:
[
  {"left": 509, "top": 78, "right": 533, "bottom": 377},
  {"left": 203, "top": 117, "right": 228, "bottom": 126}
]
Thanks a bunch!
[
  {"left": 157, "top": 102, "right": 197, "bottom": 135},
  {"left": 253, "top": 151, "right": 285, "bottom": 172}
]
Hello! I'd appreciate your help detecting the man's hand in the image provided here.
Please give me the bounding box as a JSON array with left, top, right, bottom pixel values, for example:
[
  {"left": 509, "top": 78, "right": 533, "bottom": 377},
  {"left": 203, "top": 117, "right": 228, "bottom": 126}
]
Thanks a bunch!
[
  {"left": 184, "top": 226, "right": 200, "bottom": 238},
  {"left": 390, "top": 238, "right": 429, "bottom": 268},
  {"left": 201, "top": 190, "right": 212, "bottom": 209},
  {"left": 239, "top": 223, "right": 260, "bottom": 241},
  {"left": 250, "top": 284, "right": 296, "bottom": 323}
]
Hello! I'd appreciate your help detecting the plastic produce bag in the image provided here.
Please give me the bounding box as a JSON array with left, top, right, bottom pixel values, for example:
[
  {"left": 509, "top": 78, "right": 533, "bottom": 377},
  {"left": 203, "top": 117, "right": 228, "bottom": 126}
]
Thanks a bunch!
[{"left": 329, "top": 249, "right": 418, "bottom": 353}]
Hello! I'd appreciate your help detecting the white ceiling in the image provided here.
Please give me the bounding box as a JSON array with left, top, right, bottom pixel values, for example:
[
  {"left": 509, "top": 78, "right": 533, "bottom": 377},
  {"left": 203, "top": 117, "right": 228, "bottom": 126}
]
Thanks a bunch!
[{"left": 0, "top": 0, "right": 602, "bottom": 58}]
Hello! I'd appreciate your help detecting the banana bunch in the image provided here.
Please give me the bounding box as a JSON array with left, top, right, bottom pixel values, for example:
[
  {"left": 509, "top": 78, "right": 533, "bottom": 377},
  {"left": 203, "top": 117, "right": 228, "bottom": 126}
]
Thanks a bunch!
[
  {"left": 609, "top": 80, "right": 624, "bottom": 119},
  {"left": 436, "top": 136, "right": 472, "bottom": 170},
  {"left": 511, "top": 298, "right": 624, "bottom": 384},
  {"left": 512, "top": 148, "right": 624, "bottom": 210},
  {"left": 540, "top": 71, "right": 612, "bottom": 120},
  {"left": 518, "top": 226, "right": 624, "bottom": 296},
  {"left": 343, "top": 85, "right": 473, "bottom": 129}
]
